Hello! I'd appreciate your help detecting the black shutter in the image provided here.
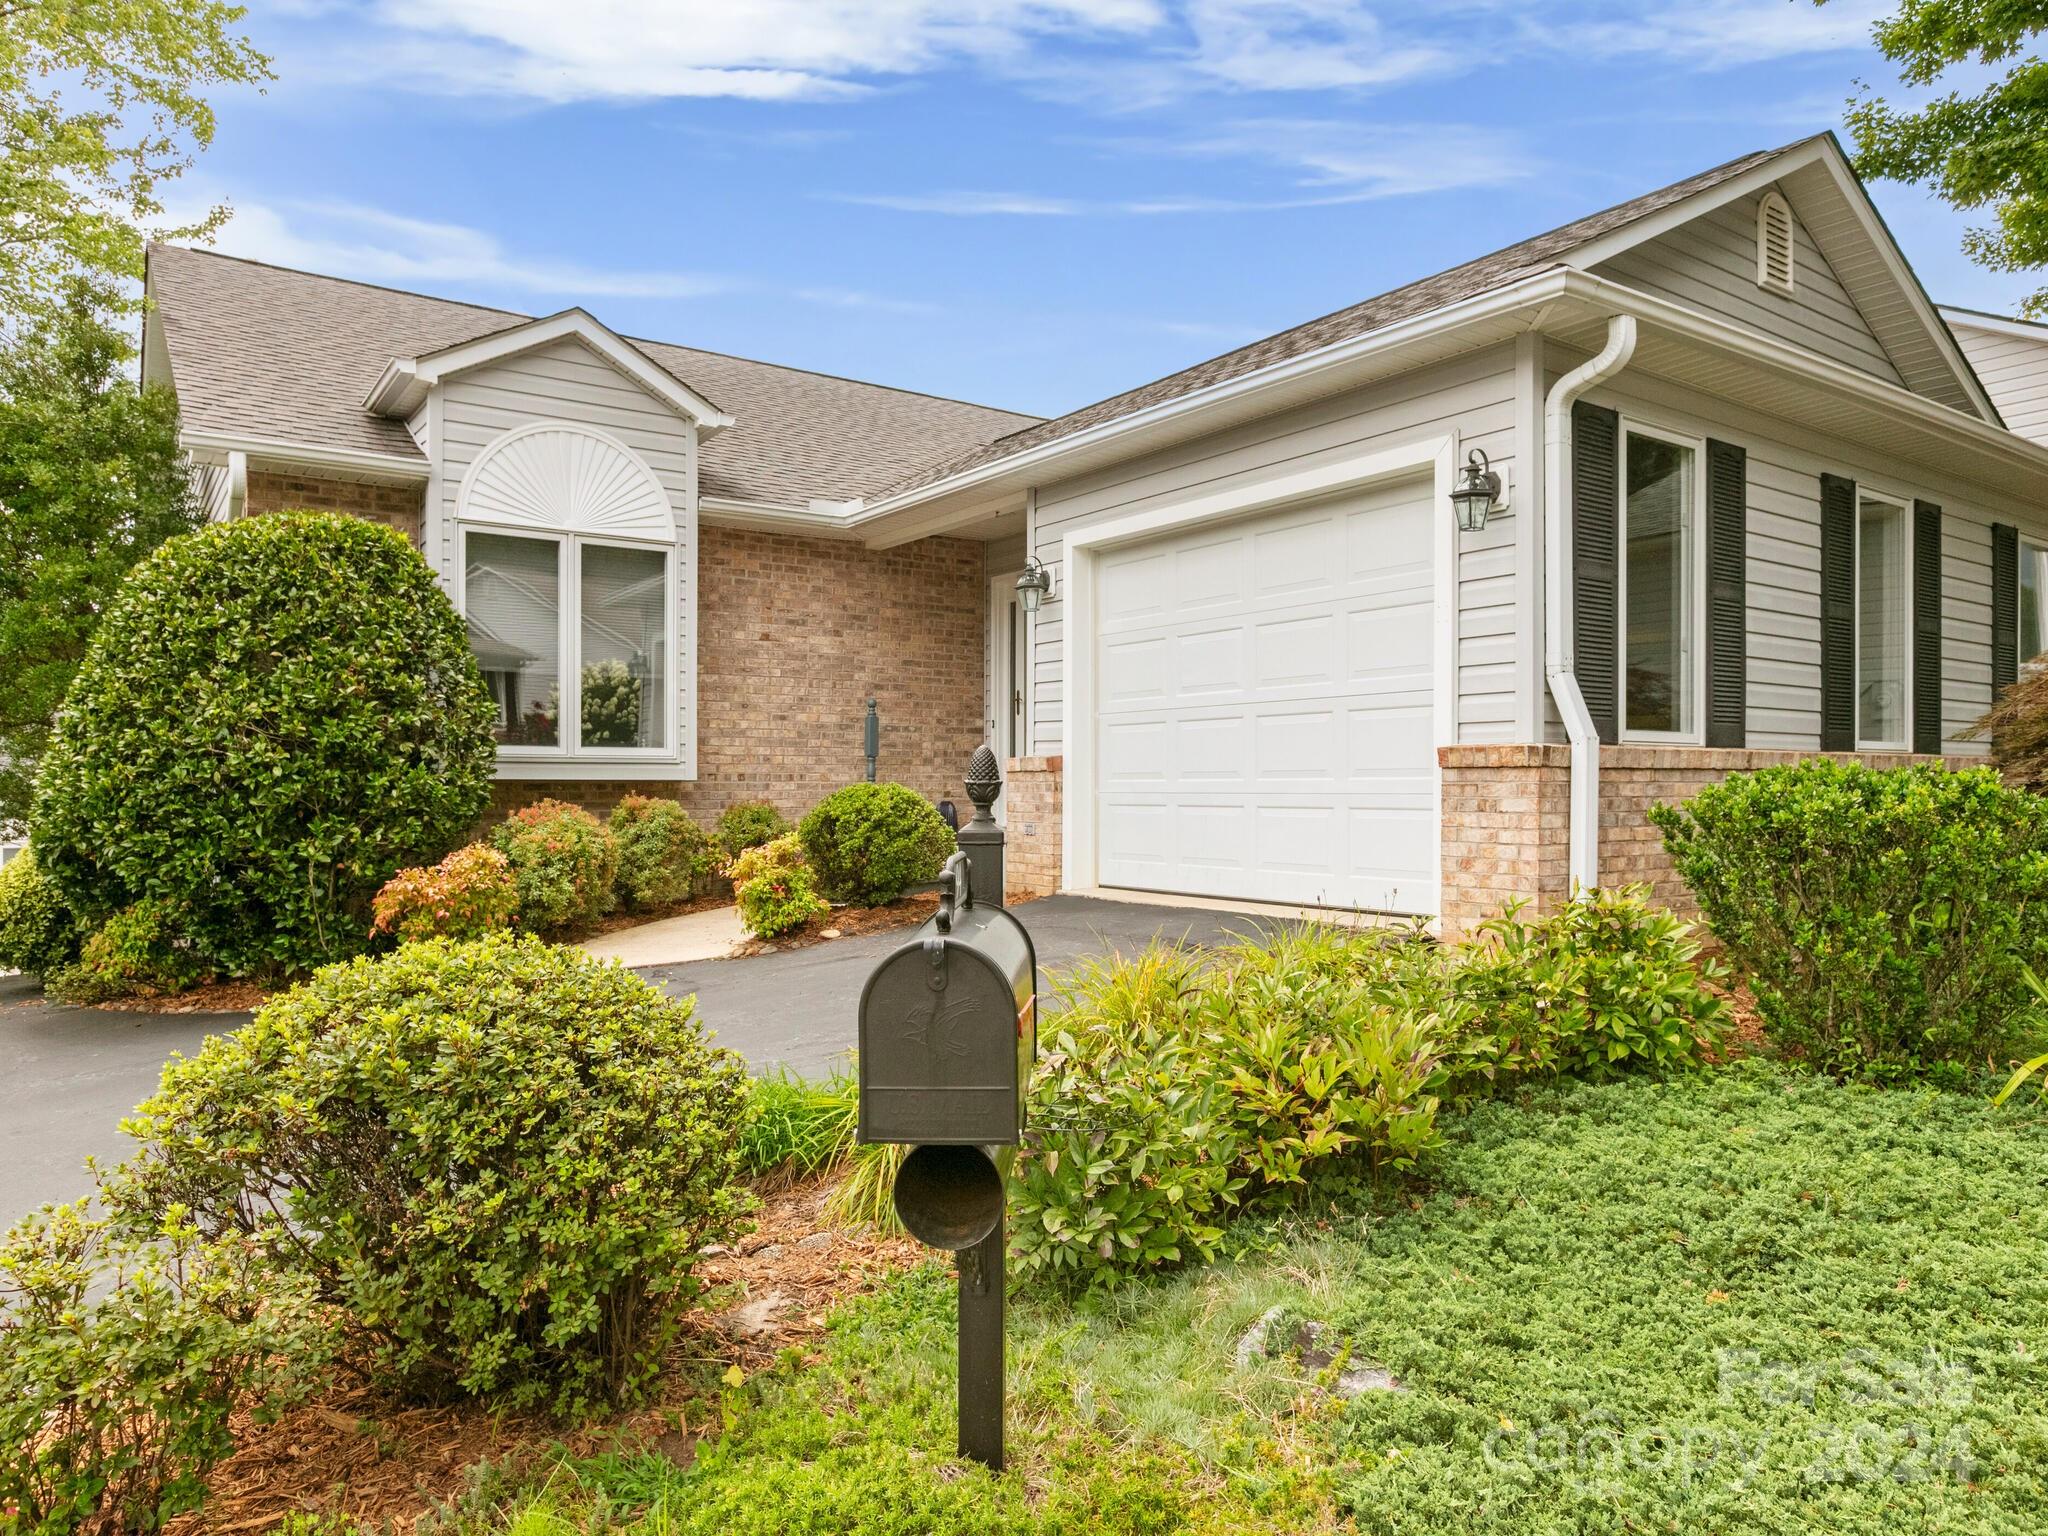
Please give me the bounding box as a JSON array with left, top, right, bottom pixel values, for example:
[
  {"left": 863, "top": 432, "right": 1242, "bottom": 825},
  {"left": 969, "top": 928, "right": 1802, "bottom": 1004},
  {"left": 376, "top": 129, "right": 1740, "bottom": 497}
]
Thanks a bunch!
[
  {"left": 1820, "top": 473, "right": 1857, "bottom": 752},
  {"left": 1992, "top": 521, "right": 2019, "bottom": 697},
  {"left": 1705, "top": 440, "right": 1748, "bottom": 748},
  {"left": 1574, "top": 400, "right": 1621, "bottom": 742},
  {"left": 1913, "top": 501, "right": 1943, "bottom": 755}
]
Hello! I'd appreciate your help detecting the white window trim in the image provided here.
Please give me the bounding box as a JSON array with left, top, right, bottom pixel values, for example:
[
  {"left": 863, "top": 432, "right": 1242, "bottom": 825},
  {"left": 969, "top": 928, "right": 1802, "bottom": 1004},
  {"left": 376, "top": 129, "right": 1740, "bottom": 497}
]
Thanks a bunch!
[
  {"left": 2021, "top": 533, "right": 2048, "bottom": 668},
  {"left": 457, "top": 522, "right": 683, "bottom": 764},
  {"left": 1616, "top": 416, "right": 1709, "bottom": 747},
  {"left": 1853, "top": 485, "right": 1915, "bottom": 753}
]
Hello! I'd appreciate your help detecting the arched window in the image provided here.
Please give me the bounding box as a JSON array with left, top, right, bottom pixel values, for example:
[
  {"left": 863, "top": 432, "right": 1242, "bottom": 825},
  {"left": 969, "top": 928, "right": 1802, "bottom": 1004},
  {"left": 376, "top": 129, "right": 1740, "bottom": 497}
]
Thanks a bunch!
[
  {"left": 456, "top": 422, "right": 679, "bottom": 758},
  {"left": 1757, "top": 191, "right": 1795, "bottom": 295}
]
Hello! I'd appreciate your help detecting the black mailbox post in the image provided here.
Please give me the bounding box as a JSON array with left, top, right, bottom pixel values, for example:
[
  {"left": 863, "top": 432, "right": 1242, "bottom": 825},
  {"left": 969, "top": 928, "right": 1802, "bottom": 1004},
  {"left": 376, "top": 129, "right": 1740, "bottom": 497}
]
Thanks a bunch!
[{"left": 856, "top": 747, "right": 1036, "bottom": 1470}]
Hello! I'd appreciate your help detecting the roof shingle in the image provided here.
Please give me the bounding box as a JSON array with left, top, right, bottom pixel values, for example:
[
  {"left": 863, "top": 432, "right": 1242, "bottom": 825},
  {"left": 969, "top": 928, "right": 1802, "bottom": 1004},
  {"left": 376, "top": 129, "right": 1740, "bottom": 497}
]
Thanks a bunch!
[
  {"left": 874, "top": 139, "right": 1809, "bottom": 499},
  {"left": 146, "top": 244, "right": 1041, "bottom": 507}
]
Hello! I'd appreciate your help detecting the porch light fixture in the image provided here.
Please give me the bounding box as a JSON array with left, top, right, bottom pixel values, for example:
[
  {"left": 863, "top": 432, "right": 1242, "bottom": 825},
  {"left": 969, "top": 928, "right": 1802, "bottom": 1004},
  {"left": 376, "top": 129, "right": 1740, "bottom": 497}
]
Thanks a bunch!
[
  {"left": 1451, "top": 447, "right": 1502, "bottom": 534},
  {"left": 1015, "top": 557, "right": 1054, "bottom": 614}
]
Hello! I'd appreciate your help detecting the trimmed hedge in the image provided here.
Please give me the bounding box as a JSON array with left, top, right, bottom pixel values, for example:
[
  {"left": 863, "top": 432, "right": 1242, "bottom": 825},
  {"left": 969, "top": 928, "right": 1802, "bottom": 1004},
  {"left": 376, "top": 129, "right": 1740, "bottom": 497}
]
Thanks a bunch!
[
  {"left": 110, "top": 935, "right": 754, "bottom": 1417},
  {"left": 715, "top": 800, "right": 792, "bottom": 863},
  {"left": 491, "top": 799, "right": 617, "bottom": 933},
  {"left": 371, "top": 843, "right": 519, "bottom": 944},
  {"left": 1651, "top": 759, "right": 2048, "bottom": 1079},
  {"left": 610, "top": 795, "right": 714, "bottom": 911},
  {"left": 31, "top": 513, "right": 496, "bottom": 978},
  {"left": 0, "top": 847, "right": 81, "bottom": 977},
  {"left": 798, "top": 783, "right": 953, "bottom": 906}
]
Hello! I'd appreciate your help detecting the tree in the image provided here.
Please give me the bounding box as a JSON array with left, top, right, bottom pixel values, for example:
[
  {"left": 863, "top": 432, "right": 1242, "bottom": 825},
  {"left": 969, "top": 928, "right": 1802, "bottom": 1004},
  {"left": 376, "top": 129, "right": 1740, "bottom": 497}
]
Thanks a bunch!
[
  {"left": 1832, "top": 0, "right": 2048, "bottom": 313},
  {"left": 1, "top": 0, "right": 270, "bottom": 327},
  {"left": 0, "top": 281, "right": 198, "bottom": 831}
]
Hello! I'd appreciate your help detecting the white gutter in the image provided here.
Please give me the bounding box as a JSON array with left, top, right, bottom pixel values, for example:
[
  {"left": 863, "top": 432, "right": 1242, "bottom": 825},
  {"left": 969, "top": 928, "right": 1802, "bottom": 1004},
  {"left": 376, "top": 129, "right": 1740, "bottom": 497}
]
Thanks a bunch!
[
  {"left": 1542, "top": 314, "right": 1637, "bottom": 893},
  {"left": 180, "top": 428, "right": 430, "bottom": 483}
]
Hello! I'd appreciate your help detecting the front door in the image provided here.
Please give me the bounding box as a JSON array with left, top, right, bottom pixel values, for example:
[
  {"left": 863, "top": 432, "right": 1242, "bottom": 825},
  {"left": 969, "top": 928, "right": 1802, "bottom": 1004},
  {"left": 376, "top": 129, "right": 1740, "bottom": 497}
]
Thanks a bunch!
[{"left": 988, "top": 571, "right": 1025, "bottom": 821}]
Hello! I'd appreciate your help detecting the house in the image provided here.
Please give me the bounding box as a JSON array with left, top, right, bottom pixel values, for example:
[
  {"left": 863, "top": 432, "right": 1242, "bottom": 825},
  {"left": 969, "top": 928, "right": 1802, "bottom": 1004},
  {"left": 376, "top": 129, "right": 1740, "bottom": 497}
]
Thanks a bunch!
[{"left": 143, "top": 132, "right": 2048, "bottom": 933}]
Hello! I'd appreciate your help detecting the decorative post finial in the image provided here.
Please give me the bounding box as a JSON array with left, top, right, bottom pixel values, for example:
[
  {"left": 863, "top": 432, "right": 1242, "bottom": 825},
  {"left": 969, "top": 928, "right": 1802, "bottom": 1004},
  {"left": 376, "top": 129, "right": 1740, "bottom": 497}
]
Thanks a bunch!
[{"left": 964, "top": 745, "right": 1001, "bottom": 821}]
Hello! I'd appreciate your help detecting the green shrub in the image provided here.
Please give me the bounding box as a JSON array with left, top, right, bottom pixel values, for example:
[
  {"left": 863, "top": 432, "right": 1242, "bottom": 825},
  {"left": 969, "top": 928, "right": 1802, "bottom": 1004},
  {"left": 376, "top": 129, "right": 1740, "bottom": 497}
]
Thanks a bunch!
[
  {"left": 737, "top": 861, "right": 828, "bottom": 939},
  {"left": 30, "top": 513, "right": 496, "bottom": 979},
  {"left": 730, "top": 833, "right": 826, "bottom": 938},
  {"left": 491, "top": 799, "right": 618, "bottom": 933},
  {"left": 0, "top": 847, "right": 81, "bottom": 977},
  {"left": 609, "top": 795, "right": 714, "bottom": 911},
  {"left": 0, "top": 1201, "right": 323, "bottom": 1536},
  {"left": 1194, "top": 932, "right": 1445, "bottom": 1188},
  {"left": 715, "top": 800, "right": 792, "bottom": 863},
  {"left": 1445, "top": 886, "right": 1728, "bottom": 1090},
  {"left": 1010, "top": 898, "right": 1726, "bottom": 1292},
  {"left": 1650, "top": 760, "right": 2048, "bottom": 1080},
  {"left": 1010, "top": 948, "right": 1247, "bottom": 1290},
  {"left": 370, "top": 843, "right": 519, "bottom": 944},
  {"left": 109, "top": 935, "right": 754, "bottom": 1417},
  {"left": 46, "top": 901, "right": 207, "bottom": 1004},
  {"left": 798, "top": 782, "right": 954, "bottom": 906}
]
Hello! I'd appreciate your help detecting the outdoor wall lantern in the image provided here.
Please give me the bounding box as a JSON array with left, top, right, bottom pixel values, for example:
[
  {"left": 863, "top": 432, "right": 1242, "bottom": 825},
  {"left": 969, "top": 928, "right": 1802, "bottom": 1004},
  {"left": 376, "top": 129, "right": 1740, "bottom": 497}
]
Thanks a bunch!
[
  {"left": 1451, "top": 447, "right": 1503, "bottom": 534},
  {"left": 1014, "top": 557, "right": 1054, "bottom": 614}
]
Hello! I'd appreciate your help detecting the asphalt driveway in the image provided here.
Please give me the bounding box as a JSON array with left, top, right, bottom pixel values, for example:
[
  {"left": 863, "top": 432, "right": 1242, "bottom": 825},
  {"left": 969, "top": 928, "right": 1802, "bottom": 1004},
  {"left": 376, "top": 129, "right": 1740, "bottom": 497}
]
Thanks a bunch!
[
  {"left": 638, "top": 892, "right": 1273, "bottom": 1075},
  {"left": 0, "top": 893, "right": 1272, "bottom": 1226}
]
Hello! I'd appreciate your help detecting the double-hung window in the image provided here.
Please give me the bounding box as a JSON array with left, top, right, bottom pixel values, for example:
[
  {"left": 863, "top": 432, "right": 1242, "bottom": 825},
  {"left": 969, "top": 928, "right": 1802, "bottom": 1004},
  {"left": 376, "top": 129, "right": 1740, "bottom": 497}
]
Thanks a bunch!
[
  {"left": 1855, "top": 492, "right": 1910, "bottom": 749},
  {"left": 1619, "top": 425, "right": 1703, "bottom": 740},
  {"left": 461, "top": 527, "right": 674, "bottom": 757},
  {"left": 2022, "top": 534, "right": 2048, "bottom": 666}
]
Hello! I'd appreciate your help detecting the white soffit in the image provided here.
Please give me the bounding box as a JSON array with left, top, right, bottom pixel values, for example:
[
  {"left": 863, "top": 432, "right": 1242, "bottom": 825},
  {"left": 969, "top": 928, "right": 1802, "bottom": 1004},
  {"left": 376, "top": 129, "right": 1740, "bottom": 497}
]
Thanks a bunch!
[{"left": 457, "top": 422, "right": 675, "bottom": 539}]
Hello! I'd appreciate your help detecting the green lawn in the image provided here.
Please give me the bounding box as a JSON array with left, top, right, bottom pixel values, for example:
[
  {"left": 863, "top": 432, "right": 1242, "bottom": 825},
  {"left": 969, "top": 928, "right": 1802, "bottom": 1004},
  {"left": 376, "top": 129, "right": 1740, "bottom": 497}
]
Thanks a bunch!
[{"left": 447, "top": 1065, "right": 2048, "bottom": 1535}]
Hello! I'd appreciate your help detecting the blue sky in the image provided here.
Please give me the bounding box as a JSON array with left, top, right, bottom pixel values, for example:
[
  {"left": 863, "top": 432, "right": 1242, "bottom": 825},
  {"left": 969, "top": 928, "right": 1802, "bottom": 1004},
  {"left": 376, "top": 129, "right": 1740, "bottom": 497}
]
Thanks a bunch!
[{"left": 181, "top": 0, "right": 2032, "bottom": 417}]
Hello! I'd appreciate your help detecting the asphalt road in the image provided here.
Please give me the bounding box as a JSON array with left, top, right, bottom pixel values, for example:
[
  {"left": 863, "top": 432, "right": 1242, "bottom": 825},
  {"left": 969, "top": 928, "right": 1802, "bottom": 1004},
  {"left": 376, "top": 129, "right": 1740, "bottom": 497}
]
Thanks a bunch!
[{"left": 0, "top": 894, "right": 1272, "bottom": 1226}]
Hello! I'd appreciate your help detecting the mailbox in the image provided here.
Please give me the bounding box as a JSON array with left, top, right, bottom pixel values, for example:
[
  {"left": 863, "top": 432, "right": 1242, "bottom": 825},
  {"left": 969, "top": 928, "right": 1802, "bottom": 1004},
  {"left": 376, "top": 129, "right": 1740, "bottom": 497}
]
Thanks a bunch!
[{"left": 857, "top": 850, "right": 1036, "bottom": 1148}]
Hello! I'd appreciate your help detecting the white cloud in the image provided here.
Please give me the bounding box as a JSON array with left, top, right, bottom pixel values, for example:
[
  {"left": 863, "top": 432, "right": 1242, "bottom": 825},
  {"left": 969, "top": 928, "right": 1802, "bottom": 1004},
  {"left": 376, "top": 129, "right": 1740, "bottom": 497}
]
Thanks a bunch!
[
  {"left": 361, "top": 0, "right": 1163, "bottom": 102},
  {"left": 833, "top": 190, "right": 1088, "bottom": 215},
  {"left": 828, "top": 119, "right": 1529, "bottom": 215},
  {"left": 197, "top": 197, "right": 734, "bottom": 297},
  {"left": 1507, "top": 0, "right": 1887, "bottom": 68},
  {"left": 183, "top": 195, "right": 935, "bottom": 312}
]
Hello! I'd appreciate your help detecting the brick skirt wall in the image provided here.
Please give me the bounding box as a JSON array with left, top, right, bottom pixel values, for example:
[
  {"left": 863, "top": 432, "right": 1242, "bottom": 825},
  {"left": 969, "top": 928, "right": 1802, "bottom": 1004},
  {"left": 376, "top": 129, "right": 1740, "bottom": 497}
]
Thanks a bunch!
[
  {"left": 1003, "top": 757, "right": 1063, "bottom": 901},
  {"left": 1438, "top": 742, "right": 1968, "bottom": 935}
]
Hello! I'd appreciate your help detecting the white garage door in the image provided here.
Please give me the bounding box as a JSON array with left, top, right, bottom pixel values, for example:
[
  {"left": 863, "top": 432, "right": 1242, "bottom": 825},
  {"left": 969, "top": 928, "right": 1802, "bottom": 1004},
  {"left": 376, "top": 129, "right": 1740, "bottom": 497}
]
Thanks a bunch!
[{"left": 1093, "top": 477, "right": 1439, "bottom": 914}]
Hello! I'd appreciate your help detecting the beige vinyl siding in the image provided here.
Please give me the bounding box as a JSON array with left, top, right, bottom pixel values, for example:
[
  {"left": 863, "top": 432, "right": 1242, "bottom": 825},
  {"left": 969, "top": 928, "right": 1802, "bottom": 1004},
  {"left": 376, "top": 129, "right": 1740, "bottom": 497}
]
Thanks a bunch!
[
  {"left": 429, "top": 333, "right": 699, "bottom": 769},
  {"left": 1591, "top": 189, "right": 1906, "bottom": 388},
  {"left": 1585, "top": 363, "right": 2033, "bottom": 756},
  {"left": 1023, "top": 343, "right": 1518, "bottom": 755},
  {"left": 1947, "top": 318, "right": 2048, "bottom": 446}
]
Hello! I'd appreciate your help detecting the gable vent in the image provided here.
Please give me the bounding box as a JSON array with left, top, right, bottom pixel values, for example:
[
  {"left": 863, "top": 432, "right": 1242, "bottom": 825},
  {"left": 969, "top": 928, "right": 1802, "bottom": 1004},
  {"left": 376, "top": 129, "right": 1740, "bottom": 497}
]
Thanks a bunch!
[{"left": 1757, "top": 190, "right": 1795, "bottom": 294}]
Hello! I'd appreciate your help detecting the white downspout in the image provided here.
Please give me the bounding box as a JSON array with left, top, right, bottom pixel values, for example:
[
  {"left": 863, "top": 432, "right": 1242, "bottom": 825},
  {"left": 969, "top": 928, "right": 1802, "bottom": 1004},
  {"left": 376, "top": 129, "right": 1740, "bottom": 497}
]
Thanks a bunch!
[{"left": 1542, "top": 315, "right": 1637, "bottom": 893}]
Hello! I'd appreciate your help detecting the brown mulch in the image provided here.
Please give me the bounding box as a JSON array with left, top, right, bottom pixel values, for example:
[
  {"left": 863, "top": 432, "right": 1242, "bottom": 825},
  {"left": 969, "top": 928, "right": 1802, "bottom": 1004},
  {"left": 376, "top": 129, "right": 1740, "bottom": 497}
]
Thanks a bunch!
[
  {"left": 96, "top": 979, "right": 270, "bottom": 1015},
  {"left": 729, "top": 892, "right": 939, "bottom": 958},
  {"left": 1704, "top": 975, "right": 1769, "bottom": 1062},
  {"left": 168, "top": 1179, "right": 927, "bottom": 1536}
]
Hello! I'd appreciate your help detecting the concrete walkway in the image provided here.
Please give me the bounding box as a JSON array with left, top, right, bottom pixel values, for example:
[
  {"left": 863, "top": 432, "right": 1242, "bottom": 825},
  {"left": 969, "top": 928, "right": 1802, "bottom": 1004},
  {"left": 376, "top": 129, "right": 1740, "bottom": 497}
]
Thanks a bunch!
[{"left": 580, "top": 903, "right": 749, "bottom": 966}]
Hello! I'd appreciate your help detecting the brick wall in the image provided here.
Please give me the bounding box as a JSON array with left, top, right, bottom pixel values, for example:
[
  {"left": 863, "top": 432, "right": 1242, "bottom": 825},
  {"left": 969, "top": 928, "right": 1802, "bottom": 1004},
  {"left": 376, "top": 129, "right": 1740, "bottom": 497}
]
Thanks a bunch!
[
  {"left": 265, "top": 472, "right": 989, "bottom": 834},
  {"left": 1439, "top": 743, "right": 1967, "bottom": 935},
  {"left": 245, "top": 470, "right": 425, "bottom": 547},
  {"left": 492, "top": 523, "right": 987, "bottom": 827},
  {"left": 1003, "top": 756, "right": 1063, "bottom": 901},
  {"left": 1438, "top": 744, "right": 1572, "bottom": 938}
]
